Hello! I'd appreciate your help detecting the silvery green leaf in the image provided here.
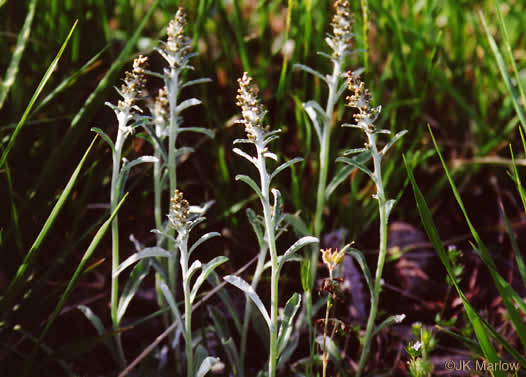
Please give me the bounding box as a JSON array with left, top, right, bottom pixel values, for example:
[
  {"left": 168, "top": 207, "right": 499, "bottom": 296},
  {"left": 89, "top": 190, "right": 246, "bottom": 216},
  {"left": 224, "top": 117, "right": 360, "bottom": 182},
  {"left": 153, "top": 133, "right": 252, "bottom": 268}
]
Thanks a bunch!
[
  {"left": 187, "top": 260, "right": 202, "bottom": 281},
  {"left": 278, "top": 293, "right": 301, "bottom": 355},
  {"left": 91, "top": 127, "right": 115, "bottom": 153},
  {"left": 190, "top": 199, "right": 214, "bottom": 216},
  {"left": 118, "top": 155, "right": 158, "bottom": 196},
  {"left": 344, "top": 247, "right": 373, "bottom": 295},
  {"left": 325, "top": 164, "right": 354, "bottom": 201},
  {"left": 262, "top": 135, "right": 280, "bottom": 147},
  {"left": 277, "top": 255, "right": 303, "bottom": 266},
  {"left": 190, "top": 256, "right": 228, "bottom": 303},
  {"left": 233, "top": 138, "right": 252, "bottom": 144},
  {"left": 233, "top": 148, "right": 258, "bottom": 167},
  {"left": 189, "top": 232, "right": 221, "bottom": 258},
  {"left": 180, "top": 77, "right": 212, "bottom": 89},
  {"left": 282, "top": 213, "right": 310, "bottom": 236},
  {"left": 293, "top": 63, "right": 328, "bottom": 84},
  {"left": 263, "top": 151, "right": 278, "bottom": 160},
  {"left": 343, "top": 148, "right": 369, "bottom": 156},
  {"left": 117, "top": 259, "right": 150, "bottom": 322},
  {"left": 178, "top": 127, "right": 215, "bottom": 138},
  {"left": 159, "top": 281, "right": 185, "bottom": 340},
  {"left": 372, "top": 314, "right": 406, "bottom": 337},
  {"left": 151, "top": 229, "right": 177, "bottom": 244},
  {"left": 113, "top": 247, "right": 171, "bottom": 278},
  {"left": 303, "top": 103, "right": 322, "bottom": 143},
  {"left": 317, "top": 51, "right": 334, "bottom": 61},
  {"left": 224, "top": 275, "right": 271, "bottom": 329},
  {"left": 247, "top": 208, "right": 266, "bottom": 248},
  {"left": 271, "top": 188, "right": 282, "bottom": 232},
  {"left": 174, "top": 146, "right": 195, "bottom": 157},
  {"left": 235, "top": 174, "right": 264, "bottom": 203},
  {"left": 279, "top": 236, "right": 319, "bottom": 271},
  {"left": 270, "top": 157, "right": 303, "bottom": 182},
  {"left": 195, "top": 356, "right": 220, "bottom": 377},
  {"left": 381, "top": 129, "right": 408, "bottom": 156},
  {"left": 208, "top": 272, "right": 242, "bottom": 332},
  {"left": 385, "top": 199, "right": 397, "bottom": 219},
  {"left": 336, "top": 156, "right": 374, "bottom": 180},
  {"left": 341, "top": 122, "right": 362, "bottom": 129}
]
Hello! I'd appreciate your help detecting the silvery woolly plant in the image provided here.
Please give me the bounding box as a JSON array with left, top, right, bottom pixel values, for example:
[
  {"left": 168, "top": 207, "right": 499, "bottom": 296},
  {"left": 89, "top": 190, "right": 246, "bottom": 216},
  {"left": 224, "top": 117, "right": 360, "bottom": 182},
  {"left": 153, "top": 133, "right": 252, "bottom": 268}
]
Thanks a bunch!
[
  {"left": 90, "top": 55, "right": 157, "bottom": 367},
  {"left": 149, "top": 7, "right": 213, "bottom": 299},
  {"left": 338, "top": 72, "right": 407, "bottom": 376},
  {"left": 224, "top": 73, "right": 318, "bottom": 377},
  {"left": 116, "top": 190, "right": 227, "bottom": 377},
  {"left": 294, "top": 0, "right": 359, "bottom": 371}
]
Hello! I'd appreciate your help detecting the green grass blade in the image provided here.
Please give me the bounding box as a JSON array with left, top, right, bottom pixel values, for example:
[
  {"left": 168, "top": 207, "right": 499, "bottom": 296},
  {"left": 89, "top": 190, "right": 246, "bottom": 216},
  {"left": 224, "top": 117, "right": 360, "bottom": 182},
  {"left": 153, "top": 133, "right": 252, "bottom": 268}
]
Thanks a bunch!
[
  {"left": 2, "top": 135, "right": 97, "bottom": 310},
  {"left": 39, "top": 192, "right": 129, "bottom": 341},
  {"left": 30, "top": 45, "right": 110, "bottom": 116},
  {"left": 4, "top": 162, "right": 23, "bottom": 253},
  {"left": 496, "top": 1, "right": 526, "bottom": 120},
  {"left": 403, "top": 155, "right": 504, "bottom": 377},
  {"left": 21, "top": 192, "right": 129, "bottom": 376},
  {"left": 0, "top": 0, "right": 38, "bottom": 110},
  {"left": 35, "top": 0, "right": 161, "bottom": 193},
  {"left": 499, "top": 200, "right": 526, "bottom": 286},
  {"left": 429, "top": 127, "right": 526, "bottom": 349},
  {"left": 0, "top": 19, "right": 78, "bottom": 169},
  {"left": 480, "top": 11, "right": 526, "bottom": 134}
]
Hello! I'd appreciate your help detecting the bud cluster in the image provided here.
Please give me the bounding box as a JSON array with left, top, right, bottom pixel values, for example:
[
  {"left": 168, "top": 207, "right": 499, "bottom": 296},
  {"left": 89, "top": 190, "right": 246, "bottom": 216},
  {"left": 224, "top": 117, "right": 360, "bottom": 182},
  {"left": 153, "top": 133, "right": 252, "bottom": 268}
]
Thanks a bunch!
[
  {"left": 169, "top": 189, "right": 190, "bottom": 230},
  {"left": 153, "top": 88, "right": 169, "bottom": 137},
  {"left": 115, "top": 55, "right": 148, "bottom": 115},
  {"left": 346, "top": 71, "right": 381, "bottom": 132},
  {"left": 327, "top": 0, "right": 354, "bottom": 59},
  {"left": 158, "top": 8, "right": 192, "bottom": 70},
  {"left": 236, "top": 72, "right": 269, "bottom": 143}
]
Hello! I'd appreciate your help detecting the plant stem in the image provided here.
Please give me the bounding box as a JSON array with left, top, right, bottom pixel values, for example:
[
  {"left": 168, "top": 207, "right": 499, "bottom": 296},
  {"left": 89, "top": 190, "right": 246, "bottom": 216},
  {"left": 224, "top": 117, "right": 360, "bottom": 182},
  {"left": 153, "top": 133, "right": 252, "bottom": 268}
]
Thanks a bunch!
[
  {"left": 356, "top": 133, "right": 388, "bottom": 377},
  {"left": 322, "top": 270, "right": 334, "bottom": 377},
  {"left": 256, "top": 139, "right": 279, "bottom": 377},
  {"left": 110, "top": 124, "right": 127, "bottom": 368},
  {"left": 180, "top": 237, "right": 194, "bottom": 377}
]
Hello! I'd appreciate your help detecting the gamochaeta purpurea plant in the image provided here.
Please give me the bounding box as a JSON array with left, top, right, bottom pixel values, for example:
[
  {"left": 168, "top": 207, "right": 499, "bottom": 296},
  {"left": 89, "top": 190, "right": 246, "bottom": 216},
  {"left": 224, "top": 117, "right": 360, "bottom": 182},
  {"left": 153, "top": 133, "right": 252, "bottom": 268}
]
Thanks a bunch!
[{"left": 224, "top": 72, "right": 318, "bottom": 377}]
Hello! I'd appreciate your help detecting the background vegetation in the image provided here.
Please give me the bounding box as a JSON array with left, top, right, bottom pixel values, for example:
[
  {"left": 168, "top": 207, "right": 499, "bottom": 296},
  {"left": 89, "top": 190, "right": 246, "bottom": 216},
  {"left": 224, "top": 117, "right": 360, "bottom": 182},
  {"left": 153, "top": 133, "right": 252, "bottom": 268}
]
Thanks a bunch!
[{"left": 1, "top": 0, "right": 525, "bottom": 376}]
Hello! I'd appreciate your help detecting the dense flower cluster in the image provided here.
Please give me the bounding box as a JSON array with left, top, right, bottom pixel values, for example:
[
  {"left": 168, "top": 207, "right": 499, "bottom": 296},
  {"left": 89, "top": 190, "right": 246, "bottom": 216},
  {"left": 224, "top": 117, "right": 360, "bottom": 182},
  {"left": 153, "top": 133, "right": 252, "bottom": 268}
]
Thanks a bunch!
[
  {"left": 327, "top": 0, "right": 354, "bottom": 59},
  {"left": 169, "top": 189, "right": 190, "bottom": 230},
  {"left": 158, "top": 8, "right": 192, "bottom": 70},
  {"left": 153, "top": 88, "right": 169, "bottom": 137},
  {"left": 346, "top": 71, "right": 381, "bottom": 132},
  {"left": 236, "top": 72, "right": 269, "bottom": 143},
  {"left": 114, "top": 55, "right": 148, "bottom": 115}
]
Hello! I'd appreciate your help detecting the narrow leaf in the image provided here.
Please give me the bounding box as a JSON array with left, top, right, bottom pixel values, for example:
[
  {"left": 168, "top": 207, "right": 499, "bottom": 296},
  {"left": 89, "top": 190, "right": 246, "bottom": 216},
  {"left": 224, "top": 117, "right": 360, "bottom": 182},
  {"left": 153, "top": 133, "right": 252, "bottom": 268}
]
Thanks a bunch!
[
  {"left": 190, "top": 256, "right": 229, "bottom": 303},
  {"left": 113, "top": 247, "right": 171, "bottom": 278},
  {"left": 0, "top": 20, "right": 78, "bottom": 168},
  {"left": 294, "top": 63, "right": 328, "bottom": 84},
  {"left": 91, "top": 127, "right": 115, "bottom": 153},
  {"left": 117, "top": 260, "right": 151, "bottom": 322},
  {"left": 270, "top": 157, "right": 303, "bottom": 182},
  {"left": 279, "top": 236, "right": 319, "bottom": 271},
  {"left": 0, "top": 0, "right": 37, "bottom": 109},
  {"left": 277, "top": 293, "right": 301, "bottom": 354},
  {"left": 336, "top": 156, "right": 374, "bottom": 179},
  {"left": 224, "top": 275, "right": 271, "bottom": 329},
  {"left": 176, "top": 98, "right": 201, "bottom": 113},
  {"left": 189, "top": 232, "right": 221, "bottom": 258},
  {"left": 159, "top": 281, "right": 184, "bottom": 339},
  {"left": 235, "top": 174, "right": 264, "bottom": 202}
]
